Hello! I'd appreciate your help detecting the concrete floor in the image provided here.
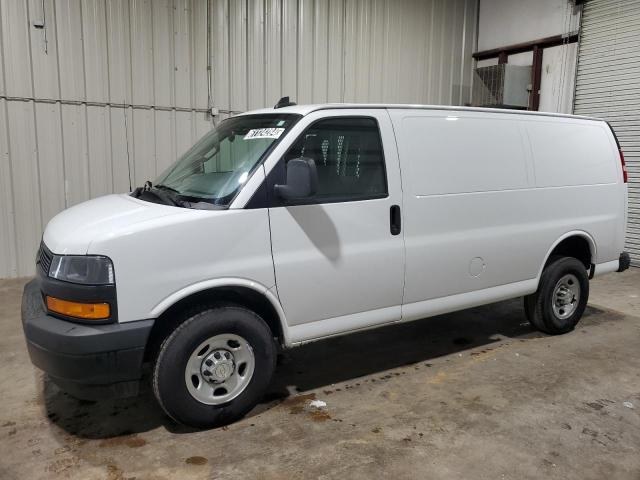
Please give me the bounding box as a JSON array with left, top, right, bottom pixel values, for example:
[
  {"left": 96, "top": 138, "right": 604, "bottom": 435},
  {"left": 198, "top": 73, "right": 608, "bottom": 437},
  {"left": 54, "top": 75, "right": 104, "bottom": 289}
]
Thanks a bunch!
[{"left": 1, "top": 271, "right": 639, "bottom": 480}]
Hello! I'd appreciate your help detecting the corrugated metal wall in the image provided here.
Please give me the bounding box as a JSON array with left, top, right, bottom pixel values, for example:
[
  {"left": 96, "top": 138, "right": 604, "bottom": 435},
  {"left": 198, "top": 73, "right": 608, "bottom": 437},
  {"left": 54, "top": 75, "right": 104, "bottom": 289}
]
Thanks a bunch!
[
  {"left": 573, "top": 0, "right": 640, "bottom": 266},
  {"left": 0, "top": 0, "right": 478, "bottom": 278}
]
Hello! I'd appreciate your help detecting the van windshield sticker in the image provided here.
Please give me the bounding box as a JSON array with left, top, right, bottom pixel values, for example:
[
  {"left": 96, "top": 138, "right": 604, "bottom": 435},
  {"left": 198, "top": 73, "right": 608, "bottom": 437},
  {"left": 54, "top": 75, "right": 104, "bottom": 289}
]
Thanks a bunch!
[{"left": 244, "top": 128, "right": 285, "bottom": 140}]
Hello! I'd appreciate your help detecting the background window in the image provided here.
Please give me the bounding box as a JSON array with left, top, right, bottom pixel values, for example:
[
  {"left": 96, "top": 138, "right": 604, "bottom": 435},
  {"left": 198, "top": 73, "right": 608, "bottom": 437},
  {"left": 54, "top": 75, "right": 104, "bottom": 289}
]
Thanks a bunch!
[{"left": 284, "top": 117, "right": 387, "bottom": 202}]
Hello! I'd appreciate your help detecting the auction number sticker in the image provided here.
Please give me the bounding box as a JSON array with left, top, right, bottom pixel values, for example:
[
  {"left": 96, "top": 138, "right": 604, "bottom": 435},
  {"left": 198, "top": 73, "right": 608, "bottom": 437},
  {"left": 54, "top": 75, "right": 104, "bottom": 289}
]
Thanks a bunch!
[{"left": 244, "top": 128, "right": 285, "bottom": 140}]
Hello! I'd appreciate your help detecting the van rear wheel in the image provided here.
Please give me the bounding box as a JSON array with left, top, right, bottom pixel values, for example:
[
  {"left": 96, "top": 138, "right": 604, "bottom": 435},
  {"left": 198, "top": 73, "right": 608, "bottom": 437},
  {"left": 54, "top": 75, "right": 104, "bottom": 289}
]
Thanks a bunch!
[
  {"left": 152, "top": 305, "right": 276, "bottom": 428},
  {"left": 524, "top": 256, "right": 589, "bottom": 335}
]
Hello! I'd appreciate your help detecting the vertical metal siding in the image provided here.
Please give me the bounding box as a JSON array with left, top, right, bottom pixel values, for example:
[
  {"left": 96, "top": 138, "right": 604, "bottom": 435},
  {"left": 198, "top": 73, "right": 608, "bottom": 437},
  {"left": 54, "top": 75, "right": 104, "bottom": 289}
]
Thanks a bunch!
[
  {"left": 0, "top": 0, "right": 477, "bottom": 278},
  {"left": 574, "top": 0, "right": 640, "bottom": 266}
]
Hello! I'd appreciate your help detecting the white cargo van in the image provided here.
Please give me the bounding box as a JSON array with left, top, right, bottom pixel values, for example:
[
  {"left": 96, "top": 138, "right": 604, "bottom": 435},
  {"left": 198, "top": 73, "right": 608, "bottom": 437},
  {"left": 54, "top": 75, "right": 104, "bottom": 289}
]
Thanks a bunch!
[{"left": 22, "top": 100, "right": 630, "bottom": 428}]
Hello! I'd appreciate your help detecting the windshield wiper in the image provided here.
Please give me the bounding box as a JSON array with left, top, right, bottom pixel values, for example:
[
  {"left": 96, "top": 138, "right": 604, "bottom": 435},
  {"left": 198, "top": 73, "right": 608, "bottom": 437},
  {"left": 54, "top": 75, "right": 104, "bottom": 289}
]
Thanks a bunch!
[
  {"left": 154, "top": 184, "right": 181, "bottom": 195},
  {"left": 153, "top": 184, "right": 194, "bottom": 208},
  {"left": 147, "top": 188, "right": 182, "bottom": 207},
  {"left": 131, "top": 181, "right": 187, "bottom": 208}
]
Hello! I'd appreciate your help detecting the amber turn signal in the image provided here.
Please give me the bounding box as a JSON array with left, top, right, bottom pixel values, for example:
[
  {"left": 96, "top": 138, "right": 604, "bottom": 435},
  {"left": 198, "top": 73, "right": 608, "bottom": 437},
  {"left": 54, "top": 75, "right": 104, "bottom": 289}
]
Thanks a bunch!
[{"left": 46, "top": 296, "right": 110, "bottom": 320}]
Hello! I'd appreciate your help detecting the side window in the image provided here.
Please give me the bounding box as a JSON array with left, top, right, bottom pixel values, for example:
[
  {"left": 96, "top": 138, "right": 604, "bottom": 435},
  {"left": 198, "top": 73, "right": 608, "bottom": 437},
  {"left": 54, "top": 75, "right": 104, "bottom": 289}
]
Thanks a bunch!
[{"left": 283, "top": 117, "right": 387, "bottom": 202}]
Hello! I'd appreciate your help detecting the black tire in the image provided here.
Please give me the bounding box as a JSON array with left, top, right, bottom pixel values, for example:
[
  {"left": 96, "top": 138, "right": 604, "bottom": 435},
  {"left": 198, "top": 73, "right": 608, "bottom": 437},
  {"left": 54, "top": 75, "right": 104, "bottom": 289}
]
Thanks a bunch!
[
  {"left": 524, "top": 256, "right": 589, "bottom": 335},
  {"left": 153, "top": 305, "right": 276, "bottom": 428}
]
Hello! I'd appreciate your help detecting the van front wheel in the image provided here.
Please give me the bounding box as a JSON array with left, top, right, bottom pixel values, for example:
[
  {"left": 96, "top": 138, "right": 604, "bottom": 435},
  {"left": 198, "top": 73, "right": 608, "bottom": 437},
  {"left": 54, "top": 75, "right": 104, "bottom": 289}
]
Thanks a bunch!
[
  {"left": 524, "top": 256, "right": 589, "bottom": 335},
  {"left": 152, "top": 305, "right": 276, "bottom": 428}
]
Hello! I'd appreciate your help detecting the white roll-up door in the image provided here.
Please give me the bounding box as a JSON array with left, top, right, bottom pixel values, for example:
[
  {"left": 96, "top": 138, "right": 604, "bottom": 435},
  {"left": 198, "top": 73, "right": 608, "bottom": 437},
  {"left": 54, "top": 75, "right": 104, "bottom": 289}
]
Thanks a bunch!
[{"left": 574, "top": 0, "right": 640, "bottom": 266}]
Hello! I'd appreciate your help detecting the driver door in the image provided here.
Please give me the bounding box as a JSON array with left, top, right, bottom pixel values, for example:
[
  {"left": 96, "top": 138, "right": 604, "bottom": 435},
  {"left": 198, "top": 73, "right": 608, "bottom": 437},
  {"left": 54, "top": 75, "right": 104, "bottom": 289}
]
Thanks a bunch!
[{"left": 266, "top": 110, "right": 405, "bottom": 343}]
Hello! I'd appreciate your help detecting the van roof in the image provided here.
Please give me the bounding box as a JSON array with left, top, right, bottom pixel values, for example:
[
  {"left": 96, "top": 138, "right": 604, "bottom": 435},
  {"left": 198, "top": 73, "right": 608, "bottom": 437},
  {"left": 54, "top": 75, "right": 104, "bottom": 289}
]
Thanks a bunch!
[{"left": 240, "top": 103, "right": 604, "bottom": 122}]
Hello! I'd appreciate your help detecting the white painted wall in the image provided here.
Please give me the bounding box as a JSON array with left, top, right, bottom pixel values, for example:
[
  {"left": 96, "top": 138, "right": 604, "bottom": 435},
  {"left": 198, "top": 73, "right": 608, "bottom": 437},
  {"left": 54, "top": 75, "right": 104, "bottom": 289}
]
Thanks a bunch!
[
  {"left": 477, "top": 0, "right": 581, "bottom": 113},
  {"left": 478, "top": 0, "right": 580, "bottom": 51}
]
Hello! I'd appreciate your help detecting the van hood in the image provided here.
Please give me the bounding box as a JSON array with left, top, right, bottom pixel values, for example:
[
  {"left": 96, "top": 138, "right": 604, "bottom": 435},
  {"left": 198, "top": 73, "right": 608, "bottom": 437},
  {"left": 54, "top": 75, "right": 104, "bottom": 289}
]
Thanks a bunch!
[{"left": 43, "top": 194, "right": 185, "bottom": 255}]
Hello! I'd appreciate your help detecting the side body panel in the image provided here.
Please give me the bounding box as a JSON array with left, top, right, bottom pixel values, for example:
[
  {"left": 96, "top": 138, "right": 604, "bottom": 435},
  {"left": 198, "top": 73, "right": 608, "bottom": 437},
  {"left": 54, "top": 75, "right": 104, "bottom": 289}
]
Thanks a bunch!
[
  {"left": 389, "top": 108, "right": 624, "bottom": 322},
  {"left": 42, "top": 106, "right": 625, "bottom": 346}
]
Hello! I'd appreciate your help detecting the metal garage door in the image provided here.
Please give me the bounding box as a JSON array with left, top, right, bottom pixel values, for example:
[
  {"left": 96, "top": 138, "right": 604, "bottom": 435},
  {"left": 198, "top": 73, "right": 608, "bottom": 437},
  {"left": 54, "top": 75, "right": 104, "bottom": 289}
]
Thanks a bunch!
[{"left": 574, "top": 0, "right": 640, "bottom": 266}]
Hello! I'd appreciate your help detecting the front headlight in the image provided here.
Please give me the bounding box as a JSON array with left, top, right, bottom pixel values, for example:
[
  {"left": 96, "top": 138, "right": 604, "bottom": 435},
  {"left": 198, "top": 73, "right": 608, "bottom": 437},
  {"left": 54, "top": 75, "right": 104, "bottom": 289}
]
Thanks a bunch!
[{"left": 49, "top": 255, "right": 115, "bottom": 285}]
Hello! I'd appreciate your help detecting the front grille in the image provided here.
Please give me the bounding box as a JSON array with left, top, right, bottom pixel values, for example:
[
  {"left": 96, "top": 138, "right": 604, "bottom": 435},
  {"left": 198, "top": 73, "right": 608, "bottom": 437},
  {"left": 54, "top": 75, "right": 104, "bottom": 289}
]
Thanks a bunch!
[{"left": 37, "top": 242, "right": 53, "bottom": 274}]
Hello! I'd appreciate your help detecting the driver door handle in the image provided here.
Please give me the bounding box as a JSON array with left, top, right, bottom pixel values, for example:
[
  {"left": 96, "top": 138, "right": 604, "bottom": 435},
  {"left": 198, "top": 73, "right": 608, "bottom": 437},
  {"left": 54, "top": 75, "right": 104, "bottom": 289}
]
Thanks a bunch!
[{"left": 390, "top": 205, "right": 401, "bottom": 235}]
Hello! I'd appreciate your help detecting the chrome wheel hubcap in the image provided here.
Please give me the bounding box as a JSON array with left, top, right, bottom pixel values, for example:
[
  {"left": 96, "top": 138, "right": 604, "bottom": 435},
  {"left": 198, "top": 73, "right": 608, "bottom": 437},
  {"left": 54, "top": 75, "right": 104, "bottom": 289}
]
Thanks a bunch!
[
  {"left": 185, "top": 333, "right": 255, "bottom": 405},
  {"left": 552, "top": 274, "right": 580, "bottom": 320},
  {"left": 201, "top": 349, "right": 235, "bottom": 382}
]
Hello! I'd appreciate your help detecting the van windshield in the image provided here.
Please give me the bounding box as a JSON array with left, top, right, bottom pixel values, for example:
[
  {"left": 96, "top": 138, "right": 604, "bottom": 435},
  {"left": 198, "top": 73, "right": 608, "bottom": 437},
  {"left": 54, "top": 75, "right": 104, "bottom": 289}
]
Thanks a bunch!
[{"left": 154, "top": 114, "right": 300, "bottom": 207}]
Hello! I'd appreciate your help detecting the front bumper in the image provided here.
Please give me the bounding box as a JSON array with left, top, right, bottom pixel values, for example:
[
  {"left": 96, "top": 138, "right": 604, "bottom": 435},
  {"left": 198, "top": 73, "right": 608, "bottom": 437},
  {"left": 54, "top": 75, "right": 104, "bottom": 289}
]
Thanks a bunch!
[{"left": 21, "top": 279, "right": 154, "bottom": 400}]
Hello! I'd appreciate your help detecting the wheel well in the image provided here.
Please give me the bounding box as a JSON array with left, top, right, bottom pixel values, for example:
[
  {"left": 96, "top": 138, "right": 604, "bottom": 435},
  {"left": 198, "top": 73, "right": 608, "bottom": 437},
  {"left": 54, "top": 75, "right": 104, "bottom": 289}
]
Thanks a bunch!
[
  {"left": 546, "top": 235, "right": 592, "bottom": 270},
  {"left": 144, "top": 286, "right": 284, "bottom": 362}
]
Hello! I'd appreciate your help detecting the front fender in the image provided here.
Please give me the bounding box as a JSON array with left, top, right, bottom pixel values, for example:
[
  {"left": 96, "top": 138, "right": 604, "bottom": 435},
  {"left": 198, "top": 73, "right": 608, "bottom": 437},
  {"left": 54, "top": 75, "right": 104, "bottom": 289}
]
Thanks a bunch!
[{"left": 149, "top": 278, "right": 291, "bottom": 346}]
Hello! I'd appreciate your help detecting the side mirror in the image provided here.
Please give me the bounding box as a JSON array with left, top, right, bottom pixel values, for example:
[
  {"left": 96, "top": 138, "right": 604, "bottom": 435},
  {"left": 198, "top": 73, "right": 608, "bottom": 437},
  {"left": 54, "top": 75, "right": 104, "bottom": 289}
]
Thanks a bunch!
[{"left": 274, "top": 158, "right": 318, "bottom": 200}]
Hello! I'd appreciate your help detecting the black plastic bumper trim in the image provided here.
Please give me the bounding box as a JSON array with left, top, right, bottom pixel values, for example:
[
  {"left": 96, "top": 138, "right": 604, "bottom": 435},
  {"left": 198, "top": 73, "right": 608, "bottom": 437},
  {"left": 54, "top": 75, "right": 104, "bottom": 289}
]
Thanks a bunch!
[{"left": 21, "top": 279, "right": 154, "bottom": 399}]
